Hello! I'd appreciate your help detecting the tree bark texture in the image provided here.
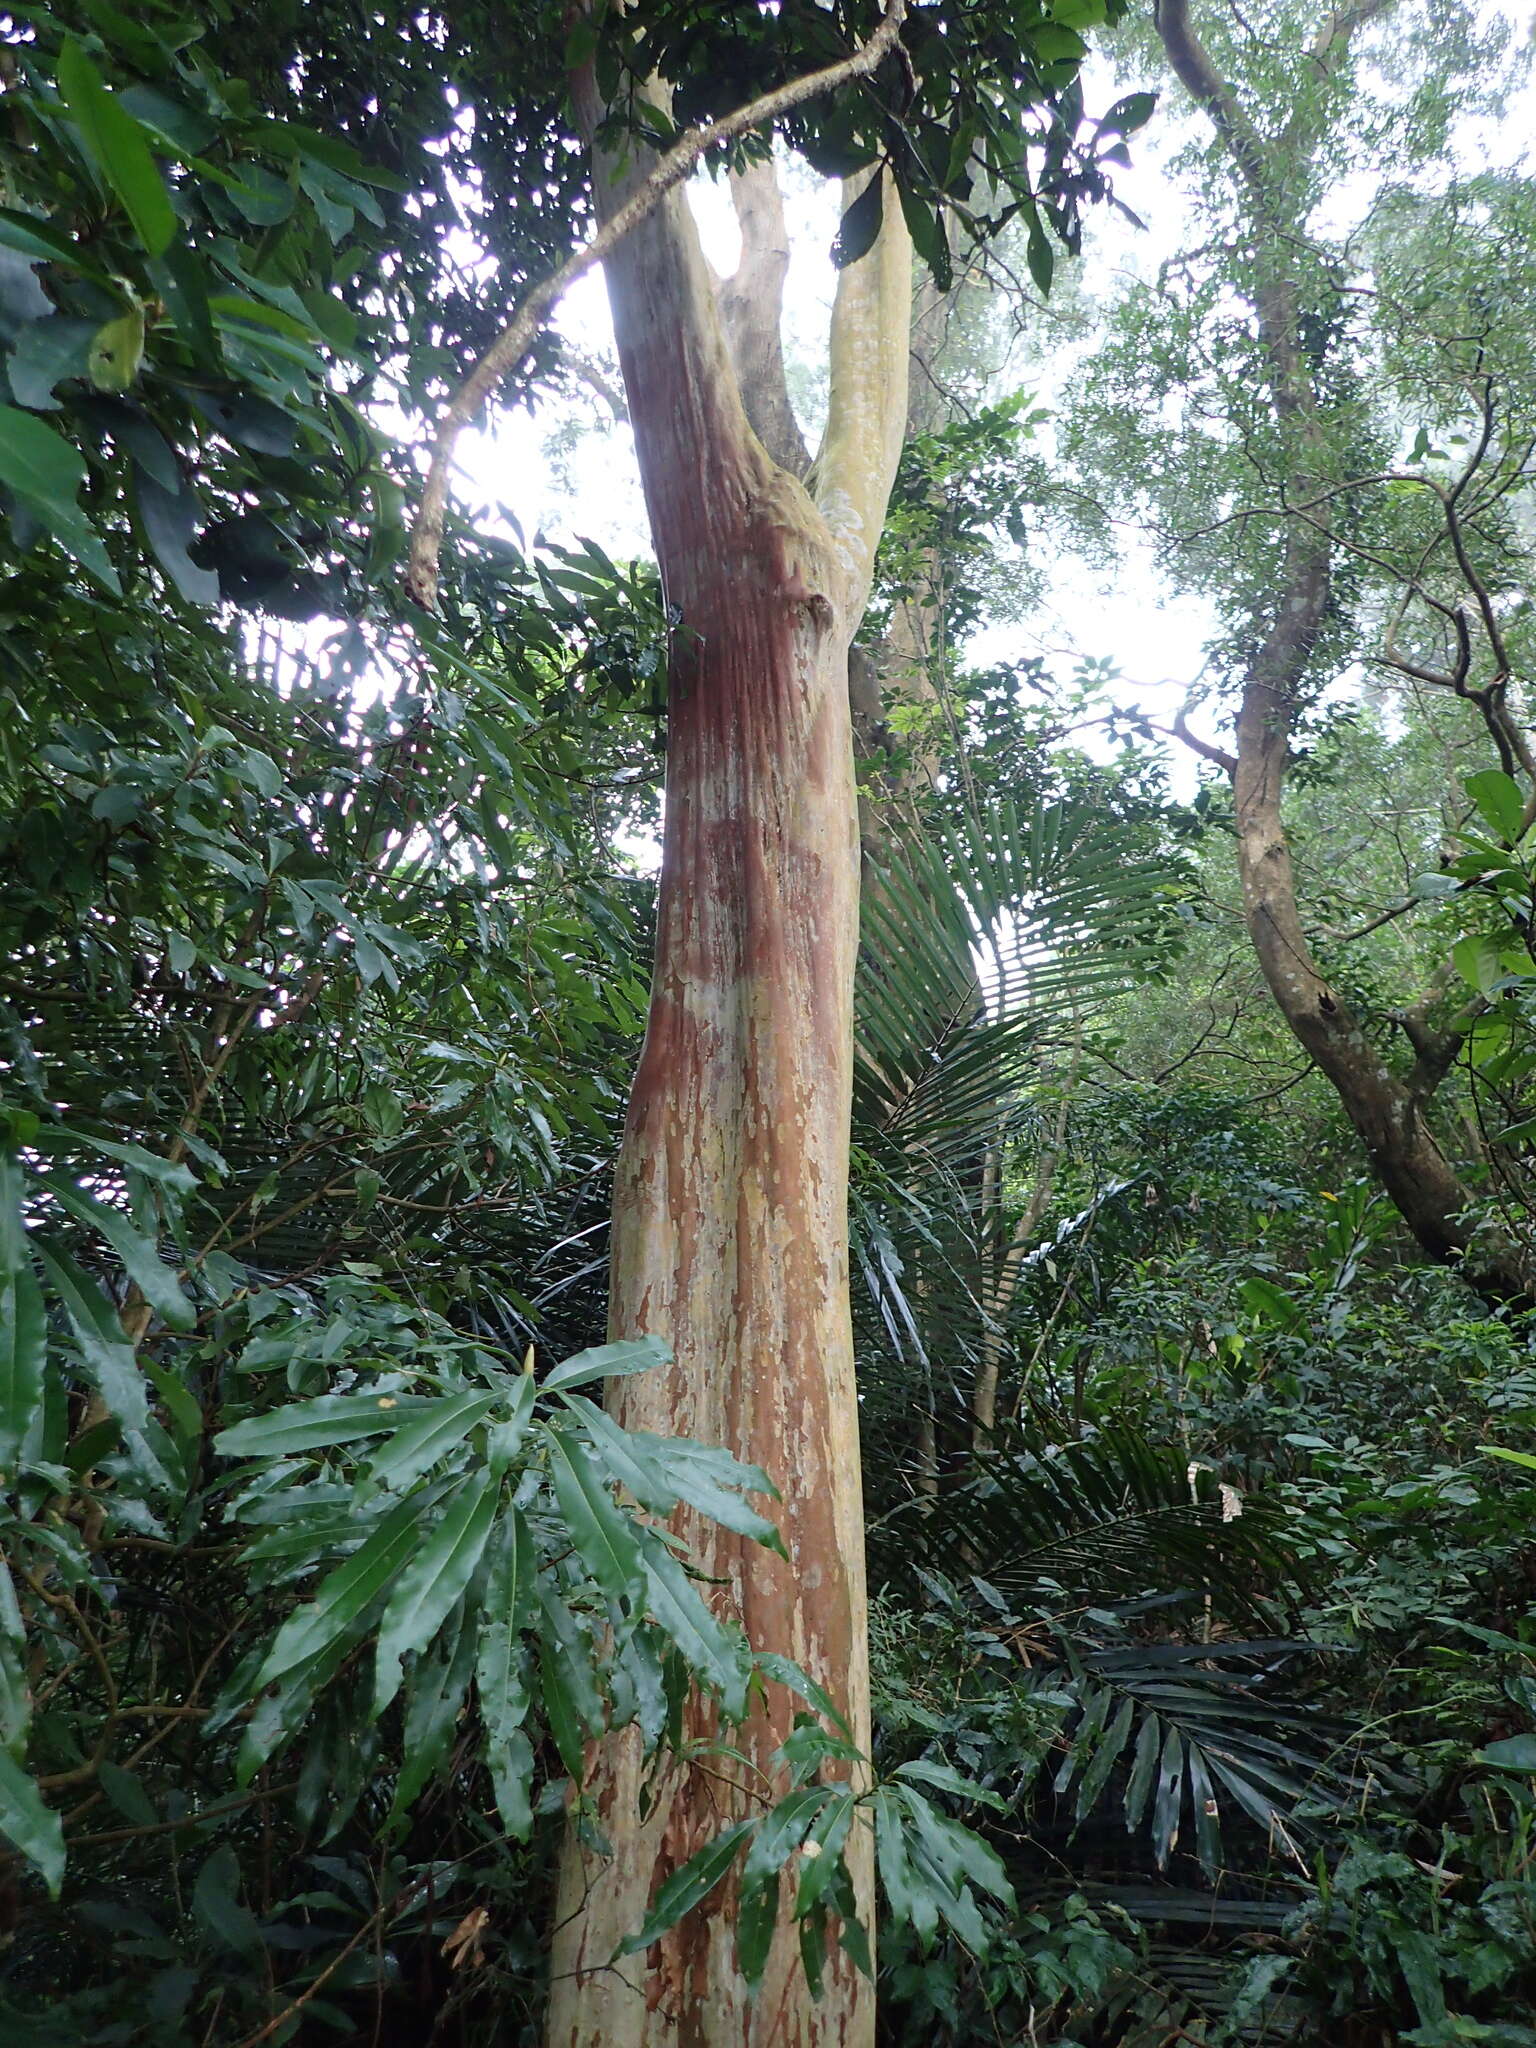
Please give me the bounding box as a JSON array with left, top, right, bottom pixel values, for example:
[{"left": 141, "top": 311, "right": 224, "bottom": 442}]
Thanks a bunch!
[{"left": 547, "top": 110, "right": 908, "bottom": 2048}]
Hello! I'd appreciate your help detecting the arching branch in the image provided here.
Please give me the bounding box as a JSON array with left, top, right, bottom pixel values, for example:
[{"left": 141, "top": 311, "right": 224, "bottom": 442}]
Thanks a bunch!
[{"left": 404, "top": 0, "right": 907, "bottom": 608}]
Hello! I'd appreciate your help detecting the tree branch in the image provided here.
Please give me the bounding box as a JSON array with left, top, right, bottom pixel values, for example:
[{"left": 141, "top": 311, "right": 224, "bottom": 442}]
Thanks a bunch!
[
  {"left": 718, "top": 154, "right": 810, "bottom": 476},
  {"left": 810, "top": 165, "right": 912, "bottom": 610},
  {"left": 405, "top": 0, "right": 908, "bottom": 608}
]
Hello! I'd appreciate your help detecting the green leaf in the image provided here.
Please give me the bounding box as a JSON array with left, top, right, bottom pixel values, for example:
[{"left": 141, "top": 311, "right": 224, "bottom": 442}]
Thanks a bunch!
[
  {"left": 0, "top": 207, "right": 114, "bottom": 288},
  {"left": 875, "top": 1786, "right": 937, "bottom": 1943},
  {"left": 135, "top": 467, "right": 220, "bottom": 607},
  {"left": 215, "top": 1390, "right": 426, "bottom": 1459},
  {"left": 1466, "top": 769, "right": 1526, "bottom": 845},
  {"left": 34, "top": 1245, "right": 149, "bottom": 1440},
  {"left": 0, "top": 1154, "right": 46, "bottom": 1484},
  {"left": 742, "top": 1786, "right": 830, "bottom": 1887},
  {"left": 40, "top": 1127, "right": 197, "bottom": 1191},
  {"left": 373, "top": 1473, "right": 499, "bottom": 1716},
  {"left": 1099, "top": 90, "right": 1157, "bottom": 138},
  {"left": 488, "top": 1727, "right": 535, "bottom": 1842},
  {"left": 87, "top": 305, "right": 145, "bottom": 392},
  {"left": 537, "top": 1585, "right": 603, "bottom": 1779},
  {"left": 57, "top": 40, "right": 177, "bottom": 258},
  {"left": 545, "top": 1426, "right": 645, "bottom": 1602},
  {"left": 615, "top": 1820, "right": 754, "bottom": 1956},
  {"left": 192, "top": 1844, "right": 263, "bottom": 1956},
  {"left": 1452, "top": 934, "right": 1503, "bottom": 997},
  {"left": 97, "top": 1760, "right": 156, "bottom": 1826},
  {"left": 753, "top": 1652, "right": 851, "bottom": 1738},
  {"left": 1481, "top": 1735, "right": 1536, "bottom": 1772},
  {"left": 736, "top": 1872, "right": 780, "bottom": 1995},
  {"left": 8, "top": 317, "right": 98, "bottom": 410},
  {"left": 366, "top": 1391, "right": 498, "bottom": 1490},
  {"left": 1484, "top": 1446, "right": 1536, "bottom": 1474},
  {"left": 893, "top": 1759, "right": 1005, "bottom": 1811},
  {"left": 388, "top": 1602, "right": 478, "bottom": 1821},
  {"left": 832, "top": 176, "right": 884, "bottom": 269},
  {"left": 0, "top": 404, "right": 119, "bottom": 590},
  {"left": 1152, "top": 1725, "right": 1185, "bottom": 1867},
  {"left": 38, "top": 1177, "right": 195, "bottom": 1331},
  {"left": 477, "top": 1509, "right": 537, "bottom": 1838},
  {"left": 638, "top": 1533, "right": 750, "bottom": 1718},
  {"left": 542, "top": 1334, "right": 671, "bottom": 1393},
  {"left": 0, "top": 1559, "right": 28, "bottom": 1755},
  {"left": 562, "top": 1391, "right": 674, "bottom": 1510},
  {"left": 252, "top": 1492, "right": 424, "bottom": 1689},
  {"left": 0, "top": 1747, "right": 64, "bottom": 1896},
  {"left": 792, "top": 1790, "right": 855, "bottom": 1915},
  {"left": 631, "top": 1435, "right": 785, "bottom": 1555}
]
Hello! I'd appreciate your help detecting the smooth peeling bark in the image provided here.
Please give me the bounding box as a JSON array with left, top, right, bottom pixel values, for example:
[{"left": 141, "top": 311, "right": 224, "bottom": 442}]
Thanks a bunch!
[{"left": 547, "top": 120, "right": 907, "bottom": 2048}]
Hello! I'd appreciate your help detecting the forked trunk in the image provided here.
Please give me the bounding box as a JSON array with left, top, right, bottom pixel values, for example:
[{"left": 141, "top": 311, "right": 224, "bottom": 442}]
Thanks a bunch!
[{"left": 548, "top": 93, "right": 907, "bottom": 2048}]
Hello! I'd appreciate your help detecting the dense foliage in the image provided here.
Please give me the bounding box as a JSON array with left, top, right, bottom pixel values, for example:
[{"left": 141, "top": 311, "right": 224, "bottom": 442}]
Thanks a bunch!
[{"left": 4, "top": 0, "right": 1536, "bottom": 2043}]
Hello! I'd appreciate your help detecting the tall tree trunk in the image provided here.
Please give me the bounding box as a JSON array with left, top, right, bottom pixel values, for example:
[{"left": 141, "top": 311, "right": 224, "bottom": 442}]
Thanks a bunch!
[
  {"left": 1156, "top": 0, "right": 1536, "bottom": 1308},
  {"left": 547, "top": 102, "right": 908, "bottom": 2048}
]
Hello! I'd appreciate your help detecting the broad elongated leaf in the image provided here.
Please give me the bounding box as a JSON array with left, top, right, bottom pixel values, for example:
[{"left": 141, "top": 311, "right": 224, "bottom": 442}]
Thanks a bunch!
[
  {"left": 629, "top": 1434, "right": 785, "bottom": 1555},
  {"left": 477, "top": 1510, "right": 536, "bottom": 1838},
  {"left": 215, "top": 1390, "right": 430, "bottom": 1459},
  {"left": 252, "top": 1492, "right": 424, "bottom": 1689},
  {"left": 0, "top": 1747, "right": 64, "bottom": 1896},
  {"left": 0, "top": 1154, "right": 45, "bottom": 1480},
  {"left": 638, "top": 1532, "right": 750, "bottom": 1719},
  {"left": 366, "top": 1390, "right": 498, "bottom": 1490},
  {"left": 542, "top": 1334, "right": 670, "bottom": 1393},
  {"left": 57, "top": 40, "right": 176, "bottom": 257},
  {"left": 616, "top": 1820, "right": 754, "bottom": 1956},
  {"left": 545, "top": 1426, "right": 645, "bottom": 1602},
  {"left": 34, "top": 1245, "right": 149, "bottom": 1441},
  {"left": 39, "top": 1177, "right": 195, "bottom": 1332},
  {"left": 373, "top": 1474, "right": 499, "bottom": 1715}
]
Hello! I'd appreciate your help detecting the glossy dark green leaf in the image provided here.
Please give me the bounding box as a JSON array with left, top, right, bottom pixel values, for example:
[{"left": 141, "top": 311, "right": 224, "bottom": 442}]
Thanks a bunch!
[
  {"left": 366, "top": 1390, "right": 498, "bottom": 1490},
  {"left": 615, "top": 1820, "right": 753, "bottom": 1956},
  {"left": 631, "top": 1434, "right": 785, "bottom": 1554},
  {"left": 34, "top": 1244, "right": 148, "bottom": 1441},
  {"left": 0, "top": 1748, "right": 63, "bottom": 1895},
  {"left": 192, "top": 1844, "right": 263, "bottom": 1956},
  {"left": 736, "top": 1871, "right": 779, "bottom": 1995},
  {"left": 832, "top": 175, "right": 884, "bottom": 269},
  {"left": 39, "top": 1177, "right": 194, "bottom": 1331},
  {"left": 373, "top": 1472, "right": 498, "bottom": 1715},
  {"left": 252, "top": 1492, "right": 424, "bottom": 1689},
  {"left": 215, "top": 1389, "right": 424, "bottom": 1459},
  {"left": 388, "top": 1601, "right": 478, "bottom": 1821},
  {"left": 0, "top": 1155, "right": 45, "bottom": 1484},
  {"left": 1152, "top": 1725, "right": 1185, "bottom": 1868},
  {"left": 57, "top": 41, "right": 177, "bottom": 258},
  {"left": 542, "top": 1334, "right": 670, "bottom": 1393},
  {"left": 741, "top": 1785, "right": 830, "bottom": 1887},
  {"left": 791, "top": 1789, "right": 855, "bottom": 1916},
  {"left": 545, "top": 1425, "right": 645, "bottom": 1602},
  {"left": 8, "top": 317, "right": 98, "bottom": 410},
  {"left": 875, "top": 1785, "right": 937, "bottom": 1943},
  {"left": 638, "top": 1532, "right": 750, "bottom": 1718},
  {"left": 135, "top": 466, "right": 220, "bottom": 606}
]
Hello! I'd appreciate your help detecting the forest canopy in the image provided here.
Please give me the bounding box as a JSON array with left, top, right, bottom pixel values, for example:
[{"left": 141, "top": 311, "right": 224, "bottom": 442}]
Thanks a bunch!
[{"left": 3, "top": 2, "right": 1536, "bottom": 2044}]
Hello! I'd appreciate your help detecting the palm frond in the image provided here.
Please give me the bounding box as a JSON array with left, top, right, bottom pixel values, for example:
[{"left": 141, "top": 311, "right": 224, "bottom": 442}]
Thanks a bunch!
[{"left": 872, "top": 1423, "right": 1302, "bottom": 1628}]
